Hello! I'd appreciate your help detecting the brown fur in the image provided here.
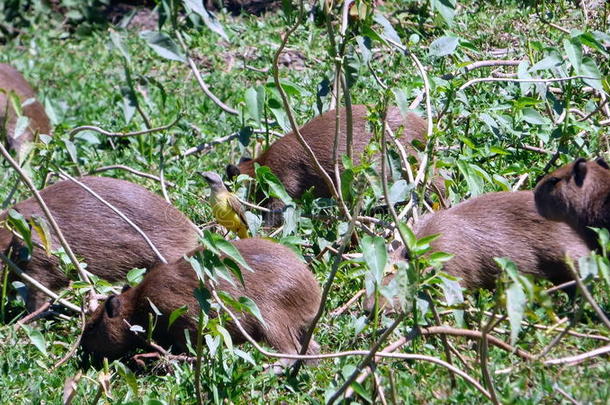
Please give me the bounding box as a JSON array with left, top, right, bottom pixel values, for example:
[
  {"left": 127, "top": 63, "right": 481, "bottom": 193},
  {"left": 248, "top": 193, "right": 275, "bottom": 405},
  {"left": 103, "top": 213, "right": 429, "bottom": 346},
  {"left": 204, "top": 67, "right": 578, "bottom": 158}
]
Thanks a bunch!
[
  {"left": 366, "top": 191, "right": 592, "bottom": 312},
  {"left": 226, "top": 105, "right": 428, "bottom": 200},
  {"left": 534, "top": 158, "right": 610, "bottom": 244},
  {"left": 0, "top": 64, "right": 51, "bottom": 156},
  {"left": 0, "top": 176, "right": 199, "bottom": 311},
  {"left": 80, "top": 238, "right": 321, "bottom": 364}
]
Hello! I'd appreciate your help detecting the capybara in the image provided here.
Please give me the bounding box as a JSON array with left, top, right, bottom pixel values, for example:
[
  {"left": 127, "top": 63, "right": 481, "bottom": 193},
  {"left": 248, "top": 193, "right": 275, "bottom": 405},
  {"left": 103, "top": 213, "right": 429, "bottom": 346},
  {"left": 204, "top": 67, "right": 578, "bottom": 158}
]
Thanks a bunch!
[
  {"left": 226, "top": 105, "right": 429, "bottom": 200},
  {"left": 0, "top": 64, "right": 51, "bottom": 156},
  {"left": 0, "top": 176, "right": 199, "bottom": 311},
  {"left": 535, "top": 158, "right": 610, "bottom": 246},
  {"left": 366, "top": 191, "right": 593, "bottom": 312},
  {"left": 80, "top": 238, "right": 321, "bottom": 365}
]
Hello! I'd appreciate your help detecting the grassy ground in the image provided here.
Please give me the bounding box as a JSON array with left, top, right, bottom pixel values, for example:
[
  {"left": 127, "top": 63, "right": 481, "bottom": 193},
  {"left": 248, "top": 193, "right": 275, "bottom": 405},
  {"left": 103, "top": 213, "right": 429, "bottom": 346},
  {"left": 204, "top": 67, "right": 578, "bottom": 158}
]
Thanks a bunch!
[{"left": 1, "top": 1, "right": 610, "bottom": 403}]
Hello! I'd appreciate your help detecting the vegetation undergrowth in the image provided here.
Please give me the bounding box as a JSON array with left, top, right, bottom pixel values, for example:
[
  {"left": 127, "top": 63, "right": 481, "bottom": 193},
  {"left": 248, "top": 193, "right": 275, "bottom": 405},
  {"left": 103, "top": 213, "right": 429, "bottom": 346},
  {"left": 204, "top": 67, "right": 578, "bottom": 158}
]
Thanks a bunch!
[{"left": 0, "top": 0, "right": 609, "bottom": 403}]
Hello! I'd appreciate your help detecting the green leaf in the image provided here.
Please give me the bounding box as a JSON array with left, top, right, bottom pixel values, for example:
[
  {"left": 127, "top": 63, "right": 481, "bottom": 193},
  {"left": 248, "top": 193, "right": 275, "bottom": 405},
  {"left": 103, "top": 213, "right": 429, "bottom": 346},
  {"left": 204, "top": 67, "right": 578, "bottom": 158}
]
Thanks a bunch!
[
  {"left": 506, "top": 282, "right": 526, "bottom": 346},
  {"left": 29, "top": 215, "right": 52, "bottom": 256},
  {"left": 63, "top": 138, "right": 78, "bottom": 165},
  {"left": 126, "top": 268, "right": 146, "bottom": 285},
  {"left": 22, "top": 325, "right": 47, "bottom": 356},
  {"left": 194, "top": 285, "right": 212, "bottom": 313},
  {"left": 168, "top": 305, "right": 188, "bottom": 329},
  {"left": 13, "top": 116, "right": 29, "bottom": 140},
  {"left": 388, "top": 179, "right": 410, "bottom": 204},
  {"left": 222, "top": 257, "right": 244, "bottom": 286},
  {"left": 563, "top": 38, "right": 582, "bottom": 72},
  {"left": 356, "top": 36, "right": 372, "bottom": 64},
  {"left": 146, "top": 297, "right": 162, "bottom": 316},
  {"left": 139, "top": 31, "right": 186, "bottom": 63},
  {"left": 254, "top": 164, "right": 293, "bottom": 205},
  {"left": 120, "top": 85, "right": 136, "bottom": 124},
  {"left": 522, "top": 107, "right": 550, "bottom": 125},
  {"left": 428, "top": 36, "right": 459, "bottom": 57},
  {"left": 360, "top": 235, "right": 388, "bottom": 286},
  {"left": 428, "top": 251, "right": 454, "bottom": 264},
  {"left": 579, "top": 57, "right": 602, "bottom": 90},
  {"left": 115, "top": 361, "right": 139, "bottom": 396},
  {"left": 215, "top": 324, "right": 233, "bottom": 351},
  {"left": 373, "top": 13, "right": 401, "bottom": 45},
  {"left": 234, "top": 348, "right": 256, "bottom": 365},
  {"left": 109, "top": 30, "right": 131, "bottom": 62},
  {"left": 399, "top": 223, "right": 417, "bottom": 252},
  {"left": 529, "top": 53, "right": 562, "bottom": 72},
  {"left": 7, "top": 209, "right": 33, "bottom": 253},
  {"left": 185, "top": 0, "right": 229, "bottom": 41},
  {"left": 245, "top": 87, "right": 261, "bottom": 126},
  {"left": 238, "top": 296, "right": 266, "bottom": 326},
  {"left": 431, "top": 0, "right": 457, "bottom": 25}
]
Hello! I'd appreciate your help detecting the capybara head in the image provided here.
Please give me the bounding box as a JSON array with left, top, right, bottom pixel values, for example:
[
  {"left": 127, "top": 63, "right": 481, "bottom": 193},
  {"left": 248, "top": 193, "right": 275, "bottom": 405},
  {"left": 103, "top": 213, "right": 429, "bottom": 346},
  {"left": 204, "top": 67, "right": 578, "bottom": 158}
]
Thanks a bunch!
[
  {"left": 534, "top": 157, "right": 610, "bottom": 229},
  {"left": 81, "top": 287, "right": 141, "bottom": 362}
]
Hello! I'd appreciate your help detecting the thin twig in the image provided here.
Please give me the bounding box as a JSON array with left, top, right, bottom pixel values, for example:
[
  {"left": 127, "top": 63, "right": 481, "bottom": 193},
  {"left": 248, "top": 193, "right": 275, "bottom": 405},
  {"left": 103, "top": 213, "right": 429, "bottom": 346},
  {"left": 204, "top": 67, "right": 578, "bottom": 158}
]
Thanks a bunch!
[
  {"left": 177, "top": 128, "right": 282, "bottom": 159},
  {"left": 443, "top": 59, "right": 524, "bottom": 80},
  {"left": 459, "top": 75, "right": 599, "bottom": 92},
  {"left": 89, "top": 165, "right": 176, "bottom": 187},
  {"left": 330, "top": 289, "right": 365, "bottom": 317},
  {"left": 544, "top": 344, "right": 610, "bottom": 366},
  {"left": 17, "top": 302, "right": 51, "bottom": 324},
  {"left": 69, "top": 115, "right": 181, "bottom": 138},
  {"left": 176, "top": 32, "right": 238, "bottom": 116}
]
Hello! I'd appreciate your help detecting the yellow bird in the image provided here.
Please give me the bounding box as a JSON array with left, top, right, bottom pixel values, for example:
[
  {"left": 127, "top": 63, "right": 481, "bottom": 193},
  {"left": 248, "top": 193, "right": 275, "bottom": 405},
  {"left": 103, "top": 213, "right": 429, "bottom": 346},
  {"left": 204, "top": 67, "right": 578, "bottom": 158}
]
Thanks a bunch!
[{"left": 200, "top": 171, "right": 249, "bottom": 239}]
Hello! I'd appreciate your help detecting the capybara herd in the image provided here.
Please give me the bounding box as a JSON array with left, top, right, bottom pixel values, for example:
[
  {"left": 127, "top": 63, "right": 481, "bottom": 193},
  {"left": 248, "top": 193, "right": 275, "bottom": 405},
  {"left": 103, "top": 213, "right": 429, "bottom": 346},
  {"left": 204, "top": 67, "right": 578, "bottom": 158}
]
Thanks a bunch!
[{"left": 1, "top": 64, "right": 607, "bottom": 371}]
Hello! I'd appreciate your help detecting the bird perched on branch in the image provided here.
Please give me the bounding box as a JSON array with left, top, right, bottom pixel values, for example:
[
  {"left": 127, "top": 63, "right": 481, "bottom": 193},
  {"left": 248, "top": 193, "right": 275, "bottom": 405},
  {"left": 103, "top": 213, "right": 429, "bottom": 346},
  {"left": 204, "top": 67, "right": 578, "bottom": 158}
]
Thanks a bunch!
[{"left": 199, "top": 171, "right": 249, "bottom": 239}]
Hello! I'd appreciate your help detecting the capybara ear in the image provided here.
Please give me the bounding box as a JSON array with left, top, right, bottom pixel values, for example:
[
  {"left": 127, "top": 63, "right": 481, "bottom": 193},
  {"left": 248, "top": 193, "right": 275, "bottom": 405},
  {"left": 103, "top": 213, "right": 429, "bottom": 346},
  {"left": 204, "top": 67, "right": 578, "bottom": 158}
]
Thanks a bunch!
[
  {"left": 572, "top": 158, "right": 588, "bottom": 186},
  {"left": 226, "top": 164, "right": 241, "bottom": 180},
  {"left": 121, "top": 284, "right": 132, "bottom": 293},
  {"left": 105, "top": 295, "right": 121, "bottom": 318},
  {"left": 595, "top": 157, "right": 610, "bottom": 170}
]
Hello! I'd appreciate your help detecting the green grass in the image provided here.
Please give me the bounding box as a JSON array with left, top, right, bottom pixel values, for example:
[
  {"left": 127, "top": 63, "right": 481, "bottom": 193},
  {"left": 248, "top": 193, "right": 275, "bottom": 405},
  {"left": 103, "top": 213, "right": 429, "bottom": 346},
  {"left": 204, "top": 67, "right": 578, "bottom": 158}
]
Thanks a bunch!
[{"left": 1, "top": 0, "right": 610, "bottom": 403}]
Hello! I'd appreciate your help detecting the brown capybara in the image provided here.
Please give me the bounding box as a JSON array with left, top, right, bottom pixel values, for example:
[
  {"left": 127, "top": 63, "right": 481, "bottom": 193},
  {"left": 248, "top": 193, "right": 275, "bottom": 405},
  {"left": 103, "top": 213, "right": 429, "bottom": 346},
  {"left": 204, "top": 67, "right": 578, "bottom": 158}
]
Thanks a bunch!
[
  {"left": 0, "top": 64, "right": 51, "bottom": 157},
  {"left": 80, "top": 238, "right": 321, "bottom": 365},
  {"left": 534, "top": 158, "right": 610, "bottom": 246},
  {"left": 366, "top": 191, "right": 593, "bottom": 312},
  {"left": 0, "top": 176, "right": 200, "bottom": 312},
  {"left": 226, "top": 105, "right": 429, "bottom": 200}
]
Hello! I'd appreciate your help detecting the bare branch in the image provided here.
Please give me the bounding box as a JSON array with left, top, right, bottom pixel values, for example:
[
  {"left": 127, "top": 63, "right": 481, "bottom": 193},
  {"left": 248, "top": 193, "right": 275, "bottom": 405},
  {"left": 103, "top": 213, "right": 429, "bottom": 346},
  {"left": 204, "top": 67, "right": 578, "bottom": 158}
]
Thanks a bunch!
[
  {"left": 69, "top": 115, "right": 181, "bottom": 138},
  {"left": 459, "top": 75, "right": 599, "bottom": 92},
  {"left": 176, "top": 32, "right": 238, "bottom": 116},
  {"left": 89, "top": 165, "right": 176, "bottom": 187},
  {"left": 544, "top": 344, "right": 610, "bottom": 366}
]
